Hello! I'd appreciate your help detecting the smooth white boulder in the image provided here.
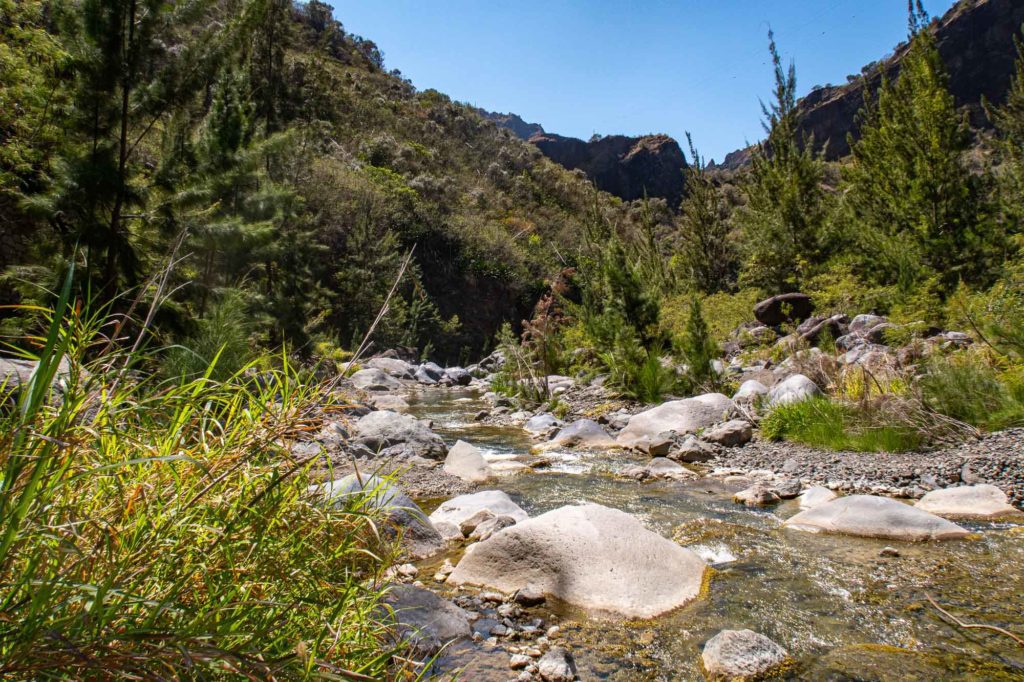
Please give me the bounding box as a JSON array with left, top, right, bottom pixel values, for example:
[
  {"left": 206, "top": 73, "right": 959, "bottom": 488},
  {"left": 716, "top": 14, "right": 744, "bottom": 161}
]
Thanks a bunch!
[
  {"left": 702, "top": 629, "right": 789, "bottom": 680},
  {"left": 617, "top": 394, "right": 737, "bottom": 450},
  {"left": 524, "top": 414, "right": 562, "bottom": 436},
  {"left": 428, "top": 490, "right": 529, "bottom": 531},
  {"left": 768, "top": 374, "right": 822, "bottom": 406},
  {"left": 443, "top": 440, "right": 493, "bottom": 483},
  {"left": 798, "top": 485, "right": 838, "bottom": 510},
  {"left": 363, "top": 357, "right": 416, "bottom": 379},
  {"left": 369, "top": 394, "right": 410, "bottom": 412},
  {"left": 914, "top": 484, "right": 1022, "bottom": 520},
  {"left": 784, "top": 495, "right": 970, "bottom": 541},
  {"left": 732, "top": 379, "right": 769, "bottom": 405},
  {"left": 447, "top": 504, "right": 707, "bottom": 618}
]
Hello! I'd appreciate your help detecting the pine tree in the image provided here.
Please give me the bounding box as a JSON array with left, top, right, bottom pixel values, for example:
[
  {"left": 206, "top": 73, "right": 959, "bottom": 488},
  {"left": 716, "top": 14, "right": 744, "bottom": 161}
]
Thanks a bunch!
[
  {"left": 987, "top": 27, "right": 1024, "bottom": 237},
  {"left": 680, "top": 296, "right": 719, "bottom": 389},
  {"left": 737, "top": 31, "right": 828, "bottom": 293},
  {"left": 675, "top": 133, "right": 735, "bottom": 293},
  {"left": 843, "top": 5, "right": 995, "bottom": 293}
]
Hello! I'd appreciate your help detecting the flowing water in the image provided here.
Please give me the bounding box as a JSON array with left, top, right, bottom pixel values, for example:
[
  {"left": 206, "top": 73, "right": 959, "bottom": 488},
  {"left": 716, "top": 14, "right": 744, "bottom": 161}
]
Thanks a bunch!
[{"left": 406, "top": 388, "right": 1024, "bottom": 681}]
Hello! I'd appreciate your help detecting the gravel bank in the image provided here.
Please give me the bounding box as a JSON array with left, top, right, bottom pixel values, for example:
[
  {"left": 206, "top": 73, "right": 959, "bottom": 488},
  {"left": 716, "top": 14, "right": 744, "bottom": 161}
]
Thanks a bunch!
[{"left": 710, "top": 428, "right": 1024, "bottom": 508}]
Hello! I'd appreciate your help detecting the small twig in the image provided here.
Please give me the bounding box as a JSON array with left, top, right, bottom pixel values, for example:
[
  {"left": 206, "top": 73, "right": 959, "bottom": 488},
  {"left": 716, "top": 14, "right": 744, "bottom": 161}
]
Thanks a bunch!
[{"left": 925, "top": 592, "right": 1024, "bottom": 648}]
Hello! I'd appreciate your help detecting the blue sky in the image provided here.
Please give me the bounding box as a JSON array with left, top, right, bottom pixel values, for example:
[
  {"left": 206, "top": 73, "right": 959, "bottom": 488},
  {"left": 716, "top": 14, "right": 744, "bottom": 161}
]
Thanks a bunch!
[{"left": 333, "top": 1, "right": 957, "bottom": 163}]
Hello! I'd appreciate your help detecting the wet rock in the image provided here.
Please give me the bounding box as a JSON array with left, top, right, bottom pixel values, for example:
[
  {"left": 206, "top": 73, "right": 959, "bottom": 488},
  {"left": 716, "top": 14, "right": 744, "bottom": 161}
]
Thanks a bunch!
[
  {"left": 753, "top": 292, "right": 814, "bottom": 326},
  {"left": 524, "top": 414, "right": 563, "bottom": 437},
  {"left": 540, "top": 419, "right": 618, "bottom": 450},
  {"left": 784, "top": 495, "right": 970, "bottom": 541},
  {"left": 734, "top": 483, "right": 781, "bottom": 507},
  {"left": 617, "top": 393, "right": 737, "bottom": 450},
  {"left": 732, "top": 380, "right": 769, "bottom": 405},
  {"left": 767, "top": 374, "right": 822, "bottom": 406},
  {"left": 537, "top": 647, "right": 578, "bottom": 682},
  {"left": 624, "top": 457, "right": 696, "bottom": 481},
  {"left": 702, "top": 629, "right": 789, "bottom": 681},
  {"left": 444, "top": 440, "right": 494, "bottom": 483},
  {"left": 350, "top": 368, "right": 401, "bottom": 392},
  {"left": 428, "top": 490, "right": 529, "bottom": 532},
  {"left": 447, "top": 504, "right": 707, "bottom": 618},
  {"left": 383, "top": 584, "right": 471, "bottom": 655},
  {"left": 353, "top": 410, "right": 447, "bottom": 459},
  {"left": 308, "top": 475, "right": 443, "bottom": 559},
  {"left": 703, "top": 419, "right": 753, "bottom": 447},
  {"left": 914, "top": 484, "right": 1023, "bottom": 520},
  {"left": 771, "top": 478, "right": 802, "bottom": 499}
]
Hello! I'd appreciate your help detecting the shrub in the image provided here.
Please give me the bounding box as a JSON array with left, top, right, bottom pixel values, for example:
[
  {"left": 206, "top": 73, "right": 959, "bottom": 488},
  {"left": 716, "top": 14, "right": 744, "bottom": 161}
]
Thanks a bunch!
[
  {"left": 0, "top": 286, "right": 408, "bottom": 678},
  {"left": 162, "top": 289, "right": 255, "bottom": 381},
  {"left": 762, "top": 397, "right": 924, "bottom": 452},
  {"left": 918, "top": 352, "right": 1024, "bottom": 430}
]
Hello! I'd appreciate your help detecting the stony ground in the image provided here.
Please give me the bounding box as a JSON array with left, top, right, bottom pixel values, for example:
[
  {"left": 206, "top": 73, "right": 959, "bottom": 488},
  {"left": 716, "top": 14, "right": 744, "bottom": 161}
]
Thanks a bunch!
[{"left": 709, "top": 428, "right": 1024, "bottom": 507}]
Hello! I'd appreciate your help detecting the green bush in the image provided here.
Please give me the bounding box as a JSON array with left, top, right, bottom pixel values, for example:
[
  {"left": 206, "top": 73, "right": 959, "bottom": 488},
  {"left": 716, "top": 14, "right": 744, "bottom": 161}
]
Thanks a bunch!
[
  {"left": 762, "top": 397, "right": 924, "bottom": 452},
  {"left": 162, "top": 289, "right": 254, "bottom": 382},
  {"left": 919, "top": 352, "right": 1024, "bottom": 430}
]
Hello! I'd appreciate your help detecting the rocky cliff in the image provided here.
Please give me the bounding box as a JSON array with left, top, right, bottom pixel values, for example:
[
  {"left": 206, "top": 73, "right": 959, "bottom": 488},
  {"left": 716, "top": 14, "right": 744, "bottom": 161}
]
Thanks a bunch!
[{"left": 716, "top": 0, "right": 1024, "bottom": 169}]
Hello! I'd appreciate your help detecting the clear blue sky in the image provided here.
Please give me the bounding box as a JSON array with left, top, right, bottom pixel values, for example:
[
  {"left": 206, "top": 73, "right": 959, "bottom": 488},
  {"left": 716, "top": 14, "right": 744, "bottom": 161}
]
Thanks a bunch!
[{"left": 333, "top": 1, "right": 957, "bottom": 163}]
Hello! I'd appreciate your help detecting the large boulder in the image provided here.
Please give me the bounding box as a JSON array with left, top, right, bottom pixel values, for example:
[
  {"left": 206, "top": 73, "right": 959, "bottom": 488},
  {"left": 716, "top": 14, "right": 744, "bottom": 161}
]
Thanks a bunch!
[
  {"left": 369, "top": 394, "right": 410, "bottom": 412},
  {"left": 617, "top": 394, "right": 737, "bottom": 450},
  {"left": 353, "top": 411, "right": 447, "bottom": 459},
  {"left": 767, "top": 374, "right": 822, "bottom": 406},
  {"left": 349, "top": 368, "right": 401, "bottom": 392},
  {"left": 784, "top": 495, "right": 970, "bottom": 541},
  {"left": 914, "top": 484, "right": 1023, "bottom": 520},
  {"left": 753, "top": 292, "right": 814, "bottom": 327},
  {"left": 1, "top": 356, "right": 74, "bottom": 400},
  {"left": 363, "top": 357, "right": 416, "bottom": 379},
  {"left": 382, "top": 585, "right": 471, "bottom": 655},
  {"left": 524, "top": 414, "right": 563, "bottom": 437},
  {"left": 849, "top": 314, "right": 887, "bottom": 335},
  {"left": 798, "top": 486, "right": 838, "bottom": 510},
  {"left": 702, "top": 629, "right": 789, "bottom": 681},
  {"left": 309, "top": 475, "right": 444, "bottom": 559},
  {"left": 447, "top": 504, "right": 707, "bottom": 618},
  {"left": 732, "top": 380, "right": 768, "bottom": 405},
  {"left": 540, "top": 419, "right": 617, "bottom": 450},
  {"left": 703, "top": 419, "right": 753, "bottom": 447},
  {"left": 443, "top": 440, "right": 493, "bottom": 483},
  {"left": 444, "top": 367, "right": 472, "bottom": 386}
]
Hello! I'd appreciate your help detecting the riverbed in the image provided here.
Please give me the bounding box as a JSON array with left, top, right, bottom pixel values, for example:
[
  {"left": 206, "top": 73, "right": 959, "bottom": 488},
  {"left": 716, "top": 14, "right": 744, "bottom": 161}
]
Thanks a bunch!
[{"left": 405, "top": 388, "right": 1024, "bottom": 681}]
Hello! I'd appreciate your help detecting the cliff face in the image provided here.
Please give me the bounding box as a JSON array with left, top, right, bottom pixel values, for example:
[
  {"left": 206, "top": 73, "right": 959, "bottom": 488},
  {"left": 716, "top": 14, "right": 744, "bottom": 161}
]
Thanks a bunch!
[
  {"left": 716, "top": 0, "right": 1024, "bottom": 169},
  {"left": 476, "top": 110, "right": 546, "bottom": 141}
]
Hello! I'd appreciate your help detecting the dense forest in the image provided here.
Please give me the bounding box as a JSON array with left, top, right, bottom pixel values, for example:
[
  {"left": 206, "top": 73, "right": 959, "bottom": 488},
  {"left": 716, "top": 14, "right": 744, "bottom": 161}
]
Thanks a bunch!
[{"left": 2, "top": 0, "right": 1024, "bottom": 679}]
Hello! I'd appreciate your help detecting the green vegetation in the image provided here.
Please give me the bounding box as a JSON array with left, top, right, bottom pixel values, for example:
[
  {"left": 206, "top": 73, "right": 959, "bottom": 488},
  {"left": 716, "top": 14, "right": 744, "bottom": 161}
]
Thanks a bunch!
[
  {"left": 919, "top": 352, "right": 1024, "bottom": 431},
  {"left": 0, "top": 287, "right": 409, "bottom": 677},
  {"left": 761, "top": 397, "right": 925, "bottom": 453}
]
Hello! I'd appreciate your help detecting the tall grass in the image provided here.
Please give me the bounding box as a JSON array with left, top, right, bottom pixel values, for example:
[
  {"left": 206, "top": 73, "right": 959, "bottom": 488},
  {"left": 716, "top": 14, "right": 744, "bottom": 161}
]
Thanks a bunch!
[
  {"left": 0, "top": 279, "right": 411, "bottom": 678},
  {"left": 761, "top": 397, "right": 925, "bottom": 453},
  {"left": 919, "top": 353, "right": 1024, "bottom": 431}
]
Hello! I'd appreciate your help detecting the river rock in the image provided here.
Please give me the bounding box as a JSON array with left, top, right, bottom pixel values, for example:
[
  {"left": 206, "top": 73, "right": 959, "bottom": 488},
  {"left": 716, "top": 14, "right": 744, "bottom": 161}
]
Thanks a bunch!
[
  {"left": 732, "top": 380, "right": 769, "bottom": 405},
  {"left": 443, "top": 440, "right": 493, "bottom": 483},
  {"left": 754, "top": 292, "right": 814, "bottom": 326},
  {"left": 537, "top": 647, "right": 578, "bottom": 682},
  {"left": 447, "top": 504, "right": 707, "bottom": 618},
  {"left": 624, "top": 457, "right": 695, "bottom": 482},
  {"left": 350, "top": 368, "right": 401, "bottom": 391},
  {"left": 363, "top": 357, "right": 416, "bottom": 379},
  {"left": 541, "top": 419, "right": 618, "bottom": 450},
  {"left": 768, "top": 374, "right": 822, "bottom": 406},
  {"left": 428, "top": 490, "right": 529, "bottom": 535},
  {"left": 914, "top": 484, "right": 1023, "bottom": 520},
  {"left": 670, "top": 435, "right": 715, "bottom": 463},
  {"left": 383, "top": 584, "right": 471, "bottom": 655},
  {"left": 703, "top": 419, "right": 753, "bottom": 447},
  {"left": 798, "top": 486, "right": 838, "bottom": 510},
  {"left": 702, "top": 629, "right": 789, "bottom": 680},
  {"left": 369, "top": 394, "right": 410, "bottom": 412},
  {"left": 353, "top": 410, "right": 447, "bottom": 459},
  {"left": 444, "top": 367, "right": 472, "bottom": 386},
  {"left": 617, "top": 394, "right": 737, "bottom": 450},
  {"left": 414, "top": 366, "right": 438, "bottom": 385},
  {"left": 309, "top": 475, "right": 443, "bottom": 559},
  {"left": 470, "top": 514, "right": 518, "bottom": 541},
  {"left": 734, "top": 483, "right": 781, "bottom": 507},
  {"left": 784, "top": 495, "right": 970, "bottom": 541},
  {"left": 525, "top": 414, "right": 563, "bottom": 436}
]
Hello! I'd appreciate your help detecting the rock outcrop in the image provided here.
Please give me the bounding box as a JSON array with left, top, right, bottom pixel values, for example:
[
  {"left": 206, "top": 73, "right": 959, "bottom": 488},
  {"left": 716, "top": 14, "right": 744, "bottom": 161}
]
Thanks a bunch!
[
  {"left": 784, "top": 495, "right": 970, "bottom": 541},
  {"left": 617, "top": 393, "right": 737, "bottom": 450},
  {"left": 447, "top": 504, "right": 707, "bottom": 618}
]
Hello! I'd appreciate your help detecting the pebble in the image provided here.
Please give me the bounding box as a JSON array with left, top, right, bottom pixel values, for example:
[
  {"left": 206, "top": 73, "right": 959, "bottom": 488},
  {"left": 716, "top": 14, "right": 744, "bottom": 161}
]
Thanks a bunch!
[
  {"left": 880, "top": 546, "right": 901, "bottom": 558},
  {"left": 510, "top": 654, "right": 532, "bottom": 670}
]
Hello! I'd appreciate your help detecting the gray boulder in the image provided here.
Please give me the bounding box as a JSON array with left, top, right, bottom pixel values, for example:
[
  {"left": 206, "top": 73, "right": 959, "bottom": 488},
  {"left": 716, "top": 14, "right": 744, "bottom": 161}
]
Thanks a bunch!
[
  {"left": 364, "top": 357, "right": 416, "bottom": 379},
  {"left": 734, "top": 483, "right": 781, "bottom": 507},
  {"left": 702, "top": 629, "right": 789, "bottom": 681},
  {"left": 308, "top": 475, "right": 443, "bottom": 559},
  {"left": 617, "top": 393, "right": 737, "bottom": 450},
  {"left": 540, "top": 419, "right": 617, "bottom": 450},
  {"left": 369, "top": 394, "right": 410, "bottom": 412},
  {"left": 784, "top": 495, "right": 970, "bottom": 541},
  {"left": 670, "top": 435, "right": 715, "bottom": 463},
  {"left": 768, "top": 374, "right": 822, "bottom": 406},
  {"left": 444, "top": 367, "right": 472, "bottom": 386},
  {"left": 428, "top": 490, "right": 529, "bottom": 531},
  {"left": 537, "top": 647, "right": 578, "bottom": 682},
  {"left": 443, "top": 440, "right": 493, "bottom": 483},
  {"left": 414, "top": 366, "right": 438, "bottom": 385},
  {"left": 447, "top": 504, "right": 707, "bottom": 618},
  {"left": 849, "top": 314, "right": 887, "bottom": 334},
  {"left": 353, "top": 410, "right": 447, "bottom": 459},
  {"left": 350, "top": 368, "right": 401, "bottom": 392},
  {"left": 914, "top": 484, "right": 1023, "bottom": 520},
  {"left": 732, "top": 379, "right": 769, "bottom": 405},
  {"left": 798, "top": 486, "right": 838, "bottom": 510},
  {"left": 703, "top": 419, "right": 753, "bottom": 447},
  {"left": 382, "top": 585, "right": 471, "bottom": 655},
  {"left": 524, "top": 414, "right": 563, "bottom": 437}
]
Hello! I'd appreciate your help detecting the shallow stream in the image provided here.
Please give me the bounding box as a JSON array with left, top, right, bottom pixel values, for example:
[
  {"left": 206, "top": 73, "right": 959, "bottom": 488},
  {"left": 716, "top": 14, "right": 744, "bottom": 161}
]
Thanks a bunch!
[{"left": 406, "top": 388, "right": 1024, "bottom": 681}]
